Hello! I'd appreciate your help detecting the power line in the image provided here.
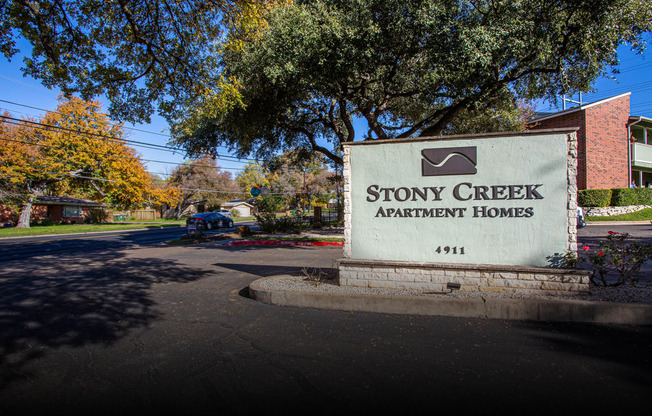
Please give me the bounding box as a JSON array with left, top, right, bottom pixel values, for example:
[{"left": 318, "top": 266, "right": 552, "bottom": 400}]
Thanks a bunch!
[
  {"left": 0, "top": 136, "right": 312, "bottom": 195},
  {"left": 2, "top": 168, "right": 254, "bottom": 195},
  {"left": 0, "top": 134, "right": 260, "bottom": 174},
  {"left": 0, "top": 96, "right": 266, "bottom": 165},
  {"left": 0, "top": 117, "right": 311, "bottom": 175},
  {"left": 0, "top": 104, "right": 260, "bottom": 164},
  {"left": 0, "top": 98, "right": 172, "bottom": 138},
  {"left": 0, "top": 113, "right": 176, "bottom": 152},
  {"left": 5, "top": 168, "right": 291, "bottom": 196},
  {"left": 0, "top": 117, "right": 270, "bottom": 170}
]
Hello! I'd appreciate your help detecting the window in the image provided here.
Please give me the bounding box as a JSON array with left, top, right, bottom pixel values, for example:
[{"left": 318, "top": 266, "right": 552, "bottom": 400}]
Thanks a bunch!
[{"left": 63, "top": 205, "right": 83, "bottom": 217}]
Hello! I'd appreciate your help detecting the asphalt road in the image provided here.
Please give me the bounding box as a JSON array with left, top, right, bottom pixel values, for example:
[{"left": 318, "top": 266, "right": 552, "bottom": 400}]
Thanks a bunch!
[
  {"left": 0, "top": 222, "right": 256, "bottom": 263},
  {"left": 0, "top": 223, "right": 650, "bottom": 415}
]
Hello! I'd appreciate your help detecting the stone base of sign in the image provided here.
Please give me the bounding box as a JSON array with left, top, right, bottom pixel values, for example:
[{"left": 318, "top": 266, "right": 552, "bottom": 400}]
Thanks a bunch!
[{"left": 337, "top": 258, "right": 590, "bottom": 296}]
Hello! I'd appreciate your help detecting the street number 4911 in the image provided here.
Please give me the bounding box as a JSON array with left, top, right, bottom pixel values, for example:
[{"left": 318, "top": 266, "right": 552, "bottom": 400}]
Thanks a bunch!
[{"left": 435, "top": 246, "right": 465, "bottom": 254}]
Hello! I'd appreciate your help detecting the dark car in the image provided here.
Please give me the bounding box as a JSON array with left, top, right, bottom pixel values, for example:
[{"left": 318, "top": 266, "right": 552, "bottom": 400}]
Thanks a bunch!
[{"left": 186, "top": 212, "right": 234, "bottom": 230}]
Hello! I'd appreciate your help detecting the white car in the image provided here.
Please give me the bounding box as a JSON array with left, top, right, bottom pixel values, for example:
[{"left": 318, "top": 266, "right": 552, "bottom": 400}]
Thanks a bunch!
[{"left": 214, "top": 209, "right": 232, "bottom": 217}]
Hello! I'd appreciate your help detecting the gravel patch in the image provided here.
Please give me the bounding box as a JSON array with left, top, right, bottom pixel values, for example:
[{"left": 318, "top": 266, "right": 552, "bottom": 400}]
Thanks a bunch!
[{"left": 254, "top": 275, "right": 652, "bottom": 304}]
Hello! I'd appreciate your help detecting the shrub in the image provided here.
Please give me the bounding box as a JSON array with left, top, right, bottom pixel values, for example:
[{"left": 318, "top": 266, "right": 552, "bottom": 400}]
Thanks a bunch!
[
  {"left": 29, "top": 218, "right": 55, "bottom": 226},
  {"left": 610, "top": 187, "right": 652, "bottom": 206},
  {"left": 236, "top": 225, "right": 252, "bottom": 236},
  {"left": 578, "top": 189, "right": 612, "bottom": 207},
  {"left": 566, "top": 231, "right": 652, "bottom": 286},
  {"left": 254, "top": 212, "right": 277, "bottom": 233},
  {"left": 254, "top": 195, "right": 285, "bottom": 213},
  {"left": 87, "top": 208, "right": 110, "bottom": 223},
  {"left": 254, "top": 212, "right": 306, "bottom": 234}
]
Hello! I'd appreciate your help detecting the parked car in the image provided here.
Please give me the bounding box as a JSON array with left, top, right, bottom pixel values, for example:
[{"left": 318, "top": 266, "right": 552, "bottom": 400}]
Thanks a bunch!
[
  {"left": 186, "top": 212, "right": 234, "bottom": 230},
  {"left": 214, "top": 209, "right": 232, "bottom": 217}
]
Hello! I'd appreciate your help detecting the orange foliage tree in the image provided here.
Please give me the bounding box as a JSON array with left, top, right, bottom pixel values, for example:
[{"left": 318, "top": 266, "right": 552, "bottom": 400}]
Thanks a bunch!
[{"left": 0, "top": 96, "right": 164, "bottom": 227}]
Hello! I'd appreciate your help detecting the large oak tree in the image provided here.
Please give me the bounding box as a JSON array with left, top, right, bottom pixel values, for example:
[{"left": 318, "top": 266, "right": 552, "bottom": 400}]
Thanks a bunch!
[
  {"left": 3, "top": 1, "right": 650, "bottom": 167},
  {"left": 171, "top": 0, "right": 651, "bottom": 165},
  {"left": 0, "top": 0, "right": 288, "bottom": 124}
]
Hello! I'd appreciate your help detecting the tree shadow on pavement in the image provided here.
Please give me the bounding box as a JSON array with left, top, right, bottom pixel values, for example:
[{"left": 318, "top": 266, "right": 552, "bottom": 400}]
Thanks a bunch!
[
  {"left": 209, "top": 243, "right": 341, "bottom": 277},
  {"left": 516, "top": 320, "right": 652, "bottom": 388},
  {"left": 0, "top": 251, "right": 213, "bottom": 389}
]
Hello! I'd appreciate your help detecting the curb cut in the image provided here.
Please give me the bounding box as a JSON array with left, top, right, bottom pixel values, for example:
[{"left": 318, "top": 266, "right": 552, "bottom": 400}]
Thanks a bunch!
[{"left": 249, "top": 277, "right": 652, "bottom": 325}]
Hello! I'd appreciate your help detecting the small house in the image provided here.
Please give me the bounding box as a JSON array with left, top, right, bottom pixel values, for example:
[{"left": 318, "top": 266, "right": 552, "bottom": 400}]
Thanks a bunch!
[
  {"left": 221, "top": 199, "right": 255, "bottom": 217},
  {"left": 34, "top": 196, "right": 106, "bottom": 223},
  {"left": 0, "top": 196, "right": 106, "bottom": 225}
]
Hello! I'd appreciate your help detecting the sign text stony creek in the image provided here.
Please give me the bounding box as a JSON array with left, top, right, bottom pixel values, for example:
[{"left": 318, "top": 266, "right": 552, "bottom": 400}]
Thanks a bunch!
[{"left": 366, "top": 182, "right": 544, "bottom": 219}]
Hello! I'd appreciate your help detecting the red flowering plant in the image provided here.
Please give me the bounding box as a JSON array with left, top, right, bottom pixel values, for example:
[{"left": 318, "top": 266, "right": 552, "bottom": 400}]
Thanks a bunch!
[{"left": 567, "top": 231, "right": 652, "bottom": 286}]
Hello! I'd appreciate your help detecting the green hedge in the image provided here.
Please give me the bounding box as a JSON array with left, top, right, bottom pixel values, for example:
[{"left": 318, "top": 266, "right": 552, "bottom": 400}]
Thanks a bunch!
[
  {"left": 577, "top": 189, "right": 612, "bottom": 207},
  {"left": 579, "top": 187, "right": 652, "bottom": 207},
  {"left": 610, "top": 187, "right": 652, "bottom": 206}
]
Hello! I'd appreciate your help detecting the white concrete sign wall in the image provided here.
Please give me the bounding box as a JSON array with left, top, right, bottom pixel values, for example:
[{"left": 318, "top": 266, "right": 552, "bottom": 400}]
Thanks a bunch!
[{"left": 344, "top": 130, "right": 577, "bottom": 268}]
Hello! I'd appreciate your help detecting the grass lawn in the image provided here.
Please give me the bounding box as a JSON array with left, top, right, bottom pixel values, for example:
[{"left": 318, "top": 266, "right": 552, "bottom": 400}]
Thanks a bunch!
[
  {"left": 0, "top": 219, "right": 186, "bottom": 238},
  {"left": 587, "top": 208, "right": 652, "bottom": 222},
  {"left": 0, "top": 213, "right": 333, "bottom": 238}
]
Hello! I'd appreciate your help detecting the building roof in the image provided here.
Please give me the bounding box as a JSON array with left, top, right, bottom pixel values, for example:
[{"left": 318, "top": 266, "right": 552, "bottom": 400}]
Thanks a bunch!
[
  {"left": 629, "top": 115, "right": 652, "bottom": 127},
  {"left": 222, "top": 199, "right": 254, "bottom": 208},
  {"left": 527, "top": 92, "right": 632, "bottom": 124},
  {"left": 36, "top": 196, "right": 105, "bottom": 207}
]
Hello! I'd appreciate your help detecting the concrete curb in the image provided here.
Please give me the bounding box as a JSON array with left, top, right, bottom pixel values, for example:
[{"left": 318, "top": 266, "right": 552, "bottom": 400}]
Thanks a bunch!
[
  {"left": 228, "top": 240, "right": 344, "bottom": 246},
  {"left": 249, "top": 277, "right": 652, "bottom": 325},
  {"left": 585, "top": 221, "right": 652, "bottom": 225}
]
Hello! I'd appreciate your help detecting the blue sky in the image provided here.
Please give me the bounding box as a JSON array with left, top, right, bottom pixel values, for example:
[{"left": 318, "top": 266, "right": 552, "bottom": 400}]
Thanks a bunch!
[
  {"left": 0, "top": 43, "right": 650, "bottom": 179},
  {"left": 535, "top": 43, "right": 652, "bottom": 116},
  {"left": 0, "top": 40, "right": 248, "bottom": 181}
]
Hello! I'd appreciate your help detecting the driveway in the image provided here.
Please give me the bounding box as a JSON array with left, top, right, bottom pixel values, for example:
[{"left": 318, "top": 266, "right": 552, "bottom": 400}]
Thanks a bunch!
[{"left": 0, "top": 227, "right": 650, "bottom": 415}]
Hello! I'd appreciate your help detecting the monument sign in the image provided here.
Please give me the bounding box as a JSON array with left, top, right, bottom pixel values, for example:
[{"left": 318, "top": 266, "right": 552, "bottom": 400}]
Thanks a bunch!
[{"left": 338, "top": 129, "right": 589, "bottom": 295}]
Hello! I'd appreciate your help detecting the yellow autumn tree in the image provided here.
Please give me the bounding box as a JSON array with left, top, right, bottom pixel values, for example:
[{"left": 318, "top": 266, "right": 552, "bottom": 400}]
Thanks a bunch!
[
  {"left": 145, "top": 173, "right": 182, "bottom": 213},
  {"left": 0, "top": 96, "right": 161, "bottom": 228}
]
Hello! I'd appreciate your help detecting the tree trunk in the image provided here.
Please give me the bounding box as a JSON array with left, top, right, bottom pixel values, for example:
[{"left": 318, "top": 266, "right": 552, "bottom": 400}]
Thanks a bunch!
[
  {"left": 16, "top": 199, "right": 33, "bottom": 228},
  {"left": 175, "top": 197, "right": 186, "bottom": 220}
]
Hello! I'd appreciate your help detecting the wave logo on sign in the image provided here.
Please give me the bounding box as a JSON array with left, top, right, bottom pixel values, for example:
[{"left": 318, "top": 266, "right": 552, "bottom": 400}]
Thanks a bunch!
[{"left": 421, "top": 146, "right": 477, "bottom": 176}]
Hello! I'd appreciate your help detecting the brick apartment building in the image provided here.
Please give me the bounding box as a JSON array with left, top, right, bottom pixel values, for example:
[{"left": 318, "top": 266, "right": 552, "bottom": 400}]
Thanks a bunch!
[{"left": 527, "top": 92, "right": 652, "bottom": 189}]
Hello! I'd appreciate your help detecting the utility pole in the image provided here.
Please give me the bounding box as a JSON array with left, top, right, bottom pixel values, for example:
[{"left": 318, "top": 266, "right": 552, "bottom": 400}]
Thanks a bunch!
[{"left": 560, "top": 93, "right": 583, "bottom": 110}]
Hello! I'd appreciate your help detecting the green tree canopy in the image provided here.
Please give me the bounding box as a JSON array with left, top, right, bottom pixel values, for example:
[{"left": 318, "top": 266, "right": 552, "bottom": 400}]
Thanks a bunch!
[
  {"left": 172, "top": 0, "right": 651, "bottom": 165},
  {"left": 0, "top": 0, "right": 286, "bottom": 124},
  {"left": 235, "top": 161, "right": 271, "bottom": 194},
  {"left": 265, "top": 149, "right": 335, "bottom": 210}
]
